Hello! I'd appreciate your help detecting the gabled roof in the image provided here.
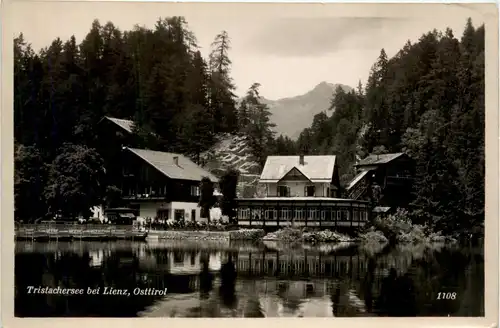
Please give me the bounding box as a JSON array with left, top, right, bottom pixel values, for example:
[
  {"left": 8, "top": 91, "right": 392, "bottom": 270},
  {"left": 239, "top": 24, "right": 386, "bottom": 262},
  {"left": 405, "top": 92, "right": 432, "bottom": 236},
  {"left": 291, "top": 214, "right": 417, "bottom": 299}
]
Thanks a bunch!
[
  {"left": 346, "top": 169, "right": 371, "bottom": 190},
  {"left": 373, "top": 206, "right": 392, "bottom": 213},
  {"left": 278, "top": 167, "right": 313, "bottom": 183},
  {"left": 260, "top": 155, "right": 336, "bottom": 183},
  {"left": 101, "top": 116, "right": 135, "bottom": 134},
  {"left": 125, "top": 147, "right": 218, "bottom": 182},
  {"left": 355, "top": 152, "right": 406, "bottom": 167}
]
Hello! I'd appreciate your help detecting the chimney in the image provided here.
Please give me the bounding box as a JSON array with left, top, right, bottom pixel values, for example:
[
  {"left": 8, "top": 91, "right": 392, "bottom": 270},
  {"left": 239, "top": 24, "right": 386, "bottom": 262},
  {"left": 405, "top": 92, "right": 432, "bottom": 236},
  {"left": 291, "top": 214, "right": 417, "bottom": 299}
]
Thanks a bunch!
[
  {"left": 299, "top": 155, "right": 305, "bottom": 165},
  {"left": 173, "top": 156, "right": 179, "bottom": 166}
]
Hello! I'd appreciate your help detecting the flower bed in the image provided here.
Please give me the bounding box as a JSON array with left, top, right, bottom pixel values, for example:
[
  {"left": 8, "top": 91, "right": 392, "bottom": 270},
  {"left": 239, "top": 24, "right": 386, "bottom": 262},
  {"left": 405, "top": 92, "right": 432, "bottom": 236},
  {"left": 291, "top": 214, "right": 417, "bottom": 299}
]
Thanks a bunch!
[
  {"left": 150, "top": 230, "right": 231, "bottom": 241},
  {"left": 263, "top": 228, "right": 352, "bottom": 244},
  {"left": 229, "top": 229, "right": 266, "bottom": 241},
  {"left": 262, "top": 228, "right": 303, "bottom": 242},
  {"left": 149, "top": 219, "right": 238, "bottom": 232},
  {"left": 302, "top": 230, "right": 353, "bottom": 243}
]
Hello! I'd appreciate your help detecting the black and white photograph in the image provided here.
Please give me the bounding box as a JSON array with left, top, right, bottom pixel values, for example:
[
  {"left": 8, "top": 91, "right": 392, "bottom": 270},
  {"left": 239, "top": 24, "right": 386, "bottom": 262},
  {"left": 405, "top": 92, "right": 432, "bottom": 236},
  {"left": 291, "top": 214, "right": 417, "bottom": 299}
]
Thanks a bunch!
[{"left": 2, "top": 1, "right": 498, "bottom": 323}]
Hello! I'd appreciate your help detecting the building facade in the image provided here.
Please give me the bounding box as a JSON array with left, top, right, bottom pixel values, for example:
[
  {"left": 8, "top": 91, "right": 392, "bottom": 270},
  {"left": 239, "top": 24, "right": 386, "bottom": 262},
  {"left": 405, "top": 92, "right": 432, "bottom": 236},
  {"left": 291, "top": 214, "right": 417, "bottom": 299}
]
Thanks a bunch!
[
  {"left": 346, "top": 152, "right": 415, "bottom": 209},
  {"left": 259, "top": 155, "right": 342, "bottom": 198},
  {"left": 120, "top": 147, "right": 218, "bottom": 223},
  {"left": 96, "top": 116, "right": 218, "bottom": 223},
  {"left": 236, "top": 155, "right": 371, "bottom": 229}
]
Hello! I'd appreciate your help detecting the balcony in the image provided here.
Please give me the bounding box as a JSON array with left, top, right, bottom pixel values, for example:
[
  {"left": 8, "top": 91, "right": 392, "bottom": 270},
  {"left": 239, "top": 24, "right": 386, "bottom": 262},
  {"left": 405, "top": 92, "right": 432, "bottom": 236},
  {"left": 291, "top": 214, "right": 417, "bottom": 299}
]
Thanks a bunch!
[
  {"left": 385, "top": 175, "right": 414, "bottom": 187},
  {"left": 121, "top": 193, "right": 168, "bottom": 201}
]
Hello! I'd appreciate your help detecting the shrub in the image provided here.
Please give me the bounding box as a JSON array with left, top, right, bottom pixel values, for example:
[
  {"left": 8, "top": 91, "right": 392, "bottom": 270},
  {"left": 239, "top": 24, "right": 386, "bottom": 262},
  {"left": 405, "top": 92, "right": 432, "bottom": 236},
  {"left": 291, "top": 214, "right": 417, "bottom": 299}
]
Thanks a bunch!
[
  {"left": 302, "top": 230, "right": 352, "bottom": 243},
  {"left": 263, "top": 228, "right": 352, "bottom": 244},
  {"left": 358, "top": 229, "right": 388, "bottom": 244},
  {"left": 229, "top": 229, "right": 265, "bottom": 241},
  {"left": 263, "top": 228, "right": 303, "bottom": 242}
]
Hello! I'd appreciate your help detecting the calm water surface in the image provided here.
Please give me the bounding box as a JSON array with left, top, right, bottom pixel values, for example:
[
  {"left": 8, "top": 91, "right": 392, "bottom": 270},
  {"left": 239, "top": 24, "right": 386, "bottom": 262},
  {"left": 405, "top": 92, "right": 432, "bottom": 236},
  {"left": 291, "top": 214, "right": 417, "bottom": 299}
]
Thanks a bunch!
[{"left": 15, "top": 239, "right": 484, "bottom": 317}]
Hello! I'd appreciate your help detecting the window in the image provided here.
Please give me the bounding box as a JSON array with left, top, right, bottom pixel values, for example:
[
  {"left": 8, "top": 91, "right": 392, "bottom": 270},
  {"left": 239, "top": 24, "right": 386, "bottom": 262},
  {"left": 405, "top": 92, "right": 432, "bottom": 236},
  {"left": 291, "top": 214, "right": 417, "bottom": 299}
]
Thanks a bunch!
[
  {"left": 309, "top": 209, "right": 316, "bottom": 220},
  {"left": 239, "top": 208, "right": 250, "bottom": 220},
  {"left": 305, "top": 186, "right": 315, "bottom": 197},
  {"left": 281, "top": 207, "right": 288, "bottom": 220},
  {"left": 173, "top": 251, "right": 184, "bottom": 264},
  {"left": 295, "top": 208, "right": 303, "bottom": 221},
  {"left": 157, "top": 209, "right": 170, "bottom": 220},
  {"left": 278, "top": 186, "right": 290, "bottom": 197},
  {"left": 325, "top": 209, "right": 331, "bottom": 221},
  {"left": 332, "top": 189, "right": 339, "bottom": 198},
  {"left": 191, "top": 185, "right": 200, "bottom": 197},
  {"left": 174, "top": 209, "right": 185, "bottom": 222},
  {"left": 252, "top": 209, "right": 262, "bottom": 221},
  {"left": 321, "top": 210, "right": 326, "bottom": 221}
]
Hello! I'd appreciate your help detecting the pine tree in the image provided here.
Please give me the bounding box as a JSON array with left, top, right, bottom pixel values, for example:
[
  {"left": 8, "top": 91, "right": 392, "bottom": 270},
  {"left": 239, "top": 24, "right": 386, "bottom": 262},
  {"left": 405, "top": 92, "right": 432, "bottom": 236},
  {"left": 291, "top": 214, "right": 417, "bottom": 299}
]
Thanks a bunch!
[
  {"left": 208, "top": 31, "right": 238, "bottom": 134},
  {"left": 219, "top": 168, "right": 240, "bottom": 222},
  {"left": 199, "top": 177, "right": 216, "bottom": 222},
  {"left": 241, "top": 83, "right": 276, "bottom": 167}
]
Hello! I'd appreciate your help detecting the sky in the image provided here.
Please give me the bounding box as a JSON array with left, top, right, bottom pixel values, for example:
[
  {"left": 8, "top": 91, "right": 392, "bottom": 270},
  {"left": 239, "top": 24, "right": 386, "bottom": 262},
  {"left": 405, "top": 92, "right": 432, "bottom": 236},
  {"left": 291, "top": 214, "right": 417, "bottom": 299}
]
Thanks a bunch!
[{"left": 9, "top": 2, "right": 488, "bottom": 100}]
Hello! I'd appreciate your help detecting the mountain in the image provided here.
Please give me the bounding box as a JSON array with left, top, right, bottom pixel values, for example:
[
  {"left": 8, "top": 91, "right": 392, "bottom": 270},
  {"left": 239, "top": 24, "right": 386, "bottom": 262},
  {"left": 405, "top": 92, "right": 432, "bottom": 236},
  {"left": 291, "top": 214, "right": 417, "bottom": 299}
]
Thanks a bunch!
[
  {"left": 263, "top": 82, "right": 353, "bottom": 139},
  {"left": 201, "top": 82, "right": 353, "bottom": 197}
]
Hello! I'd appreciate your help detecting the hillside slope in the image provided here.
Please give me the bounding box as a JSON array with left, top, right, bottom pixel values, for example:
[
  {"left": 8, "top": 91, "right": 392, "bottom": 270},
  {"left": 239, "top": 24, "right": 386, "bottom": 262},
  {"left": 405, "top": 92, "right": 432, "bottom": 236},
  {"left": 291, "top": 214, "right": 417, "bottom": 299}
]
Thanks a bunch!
[
  {"left": 202, "top": 82, "right": 354, "bottom": 196},
  {"left": 201, "top": 134, "right": 263, "bottom": 198}
]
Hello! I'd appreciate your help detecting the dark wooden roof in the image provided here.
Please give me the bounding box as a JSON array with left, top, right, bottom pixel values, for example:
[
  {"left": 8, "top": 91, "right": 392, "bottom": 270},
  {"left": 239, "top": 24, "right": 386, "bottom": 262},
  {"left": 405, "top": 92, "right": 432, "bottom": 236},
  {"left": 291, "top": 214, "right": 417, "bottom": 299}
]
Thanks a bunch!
[
  {"left": 355, "top": 152, "right": 407, "bottom": 167},
  {"left": 100, "top": 116, "right": 135, "bottom": 134},
  {"left": 125, "top": 147, "right": 218, "bottom": 182}
]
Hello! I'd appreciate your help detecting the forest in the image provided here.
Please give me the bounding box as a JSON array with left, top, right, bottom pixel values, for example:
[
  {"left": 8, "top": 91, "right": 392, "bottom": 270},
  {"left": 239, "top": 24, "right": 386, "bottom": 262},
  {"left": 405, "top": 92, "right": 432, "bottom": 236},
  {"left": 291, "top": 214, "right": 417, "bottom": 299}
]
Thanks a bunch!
[
  {"left": 291, "top": 18, "right": 485, "bottom": 235},
  {"left": 14, "top": 17, "right": 484, "bottom": 235}
]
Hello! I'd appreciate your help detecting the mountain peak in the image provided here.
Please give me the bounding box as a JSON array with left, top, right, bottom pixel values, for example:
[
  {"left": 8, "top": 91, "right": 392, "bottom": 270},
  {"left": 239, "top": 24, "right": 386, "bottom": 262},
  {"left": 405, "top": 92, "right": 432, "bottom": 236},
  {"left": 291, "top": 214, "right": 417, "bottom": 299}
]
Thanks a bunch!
[
  {"left": 312, "top": 81, "right": 334, "bottom": 91},
  {"left": 316, "top": 81, "right": 334, "bottom": 88}
]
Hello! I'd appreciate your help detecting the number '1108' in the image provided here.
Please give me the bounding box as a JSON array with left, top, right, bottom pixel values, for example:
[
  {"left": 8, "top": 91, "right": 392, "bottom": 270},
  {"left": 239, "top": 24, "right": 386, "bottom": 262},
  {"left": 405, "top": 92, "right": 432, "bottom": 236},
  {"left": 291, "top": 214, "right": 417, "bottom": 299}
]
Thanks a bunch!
[{"left": 437, "top": 292, "right": 457, "bottom": 300}]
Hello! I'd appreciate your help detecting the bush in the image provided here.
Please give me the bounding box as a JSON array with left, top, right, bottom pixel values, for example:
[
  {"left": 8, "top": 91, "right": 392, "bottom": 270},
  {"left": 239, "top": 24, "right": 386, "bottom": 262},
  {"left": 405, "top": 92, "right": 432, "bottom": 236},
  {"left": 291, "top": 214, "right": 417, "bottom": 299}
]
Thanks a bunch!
[
  {"left": 229, "top": 229, "right": 265, "bottom": 241},
  {"left": 263, "top": 228, "right": 352, "bottom": 244},
  {"left": 263, "top": 228, "right": 303, "bottom": 242},
  {"left": 372, "top": 208, "right": 454, "bottom": 245},
  {"left": 358, "top": 229, "right": 388, "bottom": 244},
  {"left": 302, "top": 230, "right": 352, "bottom": 243}
]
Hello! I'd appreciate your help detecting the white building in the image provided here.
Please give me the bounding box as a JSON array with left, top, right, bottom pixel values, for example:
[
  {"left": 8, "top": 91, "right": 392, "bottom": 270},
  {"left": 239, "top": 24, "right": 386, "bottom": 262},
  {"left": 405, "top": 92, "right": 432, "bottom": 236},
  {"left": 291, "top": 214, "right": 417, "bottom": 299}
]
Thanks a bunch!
[{"left": 259, "top": 155, "right": 341, "bottom": 198}]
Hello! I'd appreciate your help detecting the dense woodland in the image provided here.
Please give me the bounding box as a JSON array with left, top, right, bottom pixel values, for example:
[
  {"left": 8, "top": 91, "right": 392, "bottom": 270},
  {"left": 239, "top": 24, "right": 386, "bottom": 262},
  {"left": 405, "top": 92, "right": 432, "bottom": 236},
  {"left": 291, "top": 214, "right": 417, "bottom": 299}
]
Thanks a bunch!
[
  {"left": 14, "top": 17, "right": 484, "bottom": 235},
  {"left": 292, "top": 19, "right": 485, "bottom": 235}
]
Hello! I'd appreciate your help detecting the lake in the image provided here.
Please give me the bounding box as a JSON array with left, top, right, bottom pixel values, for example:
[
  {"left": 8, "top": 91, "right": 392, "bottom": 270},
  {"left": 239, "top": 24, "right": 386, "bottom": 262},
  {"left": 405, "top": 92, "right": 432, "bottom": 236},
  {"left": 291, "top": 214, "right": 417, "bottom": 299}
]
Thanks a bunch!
[{"left": 14, "top": 239, "right": 484, "bottom": 317}]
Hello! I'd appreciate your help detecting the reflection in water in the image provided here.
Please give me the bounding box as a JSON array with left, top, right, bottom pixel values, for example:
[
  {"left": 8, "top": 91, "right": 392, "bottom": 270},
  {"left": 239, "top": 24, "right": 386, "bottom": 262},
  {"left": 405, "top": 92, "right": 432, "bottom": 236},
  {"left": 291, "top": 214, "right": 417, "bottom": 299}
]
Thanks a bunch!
[
  {"left": 219, "top": 254, "right": 238, "bottom": 311},
  {"left": 377, "top": 268, "right": 416, "bottom": 316},
  {"left": 199, "top": 257, "right": 213, "bottom": 299},
  {"left": 14, "top": 240, "right": 484, "bottom": 317}
]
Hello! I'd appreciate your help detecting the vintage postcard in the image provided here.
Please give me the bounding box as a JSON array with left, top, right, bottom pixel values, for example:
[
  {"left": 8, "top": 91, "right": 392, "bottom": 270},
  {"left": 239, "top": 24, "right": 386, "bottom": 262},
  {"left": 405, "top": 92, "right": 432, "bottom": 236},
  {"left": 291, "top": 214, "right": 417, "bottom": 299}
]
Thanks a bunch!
[{"left": 1, "top": 1, "right": 498, "bottom": 328}]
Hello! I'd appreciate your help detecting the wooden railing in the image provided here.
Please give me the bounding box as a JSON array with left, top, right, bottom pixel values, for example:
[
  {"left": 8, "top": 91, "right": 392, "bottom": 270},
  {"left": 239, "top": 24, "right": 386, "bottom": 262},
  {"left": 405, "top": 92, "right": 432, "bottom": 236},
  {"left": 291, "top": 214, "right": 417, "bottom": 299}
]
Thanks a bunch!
[
  {"left": 15, "top": 223, "right": 138, "bottom": 231},
  {"left": 15, "top": 223, "right": 147, "bottom": 240}
]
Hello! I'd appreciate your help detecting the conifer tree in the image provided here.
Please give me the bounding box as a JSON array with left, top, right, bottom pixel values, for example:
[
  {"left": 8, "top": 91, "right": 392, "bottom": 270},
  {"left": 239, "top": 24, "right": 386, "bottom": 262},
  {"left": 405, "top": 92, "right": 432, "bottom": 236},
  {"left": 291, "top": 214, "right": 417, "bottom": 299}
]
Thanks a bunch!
[{"left": 208, "top": 31, "right": 238, "bottom": 134}]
